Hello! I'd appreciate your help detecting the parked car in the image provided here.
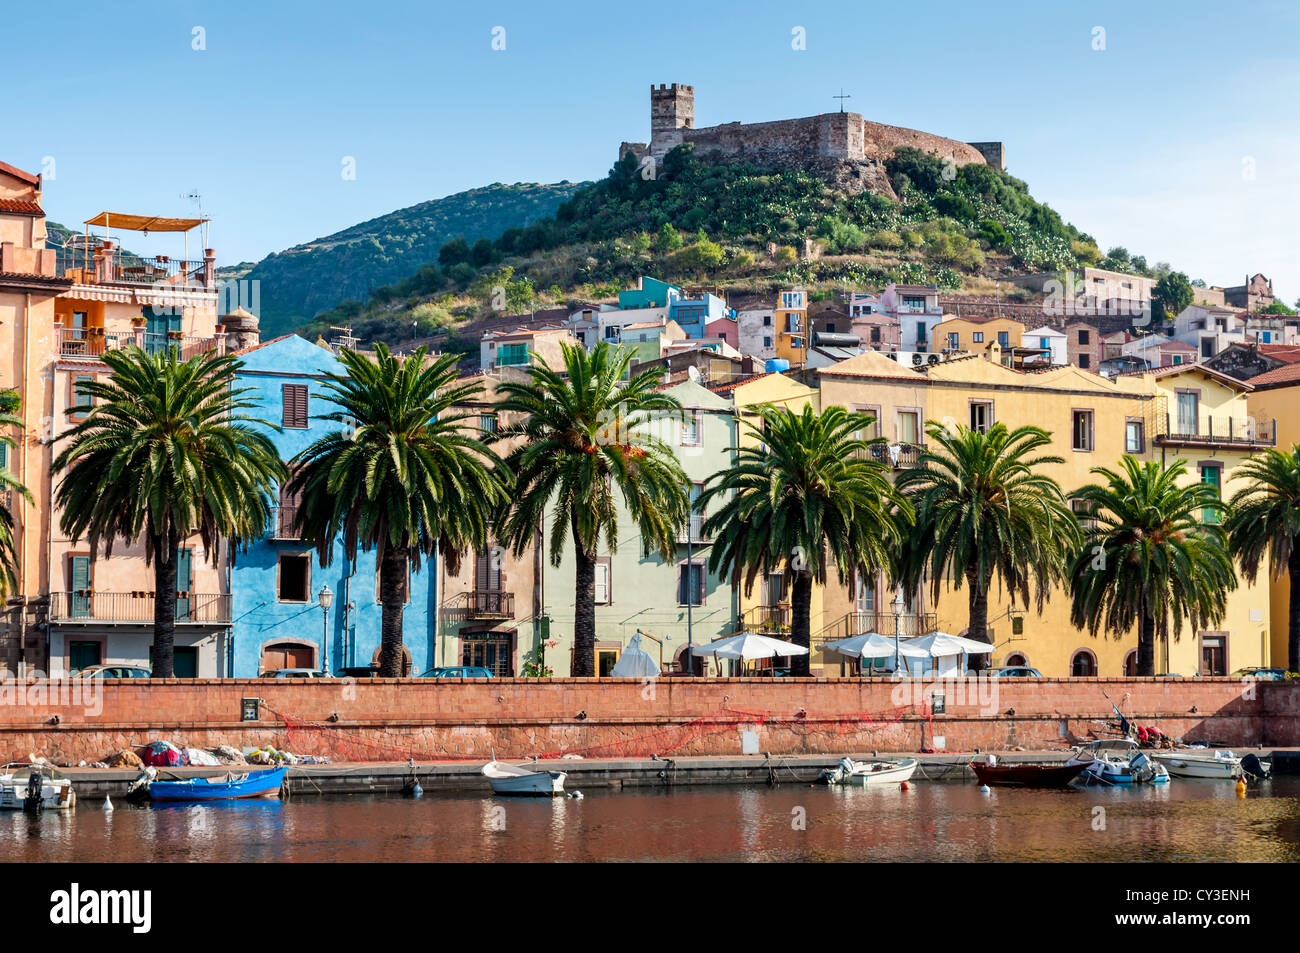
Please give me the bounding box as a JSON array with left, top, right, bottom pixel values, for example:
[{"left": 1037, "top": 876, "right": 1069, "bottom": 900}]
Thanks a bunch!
[
  {"left": 419, "top": 666, "right": 494, "bottom": 678},
  {"left": 1231, "top": 667, "right": 1291, "bottom": 681},
  {"left": 986, "top": 666, "right": 1043, "bottom": 678},
  {"left": 71, "top": 665, "right": 151, "bottom": 680},
  {"left": 260, "top": 668, "right": 328, "bottom": 678},
  {"left": 336, "top": 665, "right": 381, "bottom": 678}
]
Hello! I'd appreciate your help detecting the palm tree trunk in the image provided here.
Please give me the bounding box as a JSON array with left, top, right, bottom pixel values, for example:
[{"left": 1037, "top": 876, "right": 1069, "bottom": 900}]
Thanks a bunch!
[
  {"left": 1138, "top": 607, "right": 1156, "bottom": 677},
  {"left": 572, "top": 546, "right": 596, "bottom": 678},
  {"left": 378, "top": 544, "right": 409, "bottom": 677},
  {"left": 965, "top": 566, "right": 990, "bottom": 673},
  {"left": 790, "top": 569, "right": 813, "bottom": 677},
  {"left": 152, "top": 528, "right": 177, "bottom": 678},
  {"left": 1289, "top": 550, "right": 1300, "bottom": 673}
]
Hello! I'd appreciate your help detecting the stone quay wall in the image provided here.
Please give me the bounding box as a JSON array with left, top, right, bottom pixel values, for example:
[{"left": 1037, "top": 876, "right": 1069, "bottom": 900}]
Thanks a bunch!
[{"left": 0, "top": 677, "right": 1291, "bottom": 765}]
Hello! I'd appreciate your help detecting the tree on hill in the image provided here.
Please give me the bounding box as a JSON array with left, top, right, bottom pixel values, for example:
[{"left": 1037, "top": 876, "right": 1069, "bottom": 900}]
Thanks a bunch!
[{"left": 1153, "top": 271, "right": 1194, "bottom": 322}]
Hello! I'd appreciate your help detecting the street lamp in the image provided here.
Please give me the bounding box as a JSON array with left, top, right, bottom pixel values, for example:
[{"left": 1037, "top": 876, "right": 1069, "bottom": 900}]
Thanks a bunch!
[
  {"left": 891, "top": 589, "right": 906, "bottom": 673},
  {"left": 318, "top": 584, "right": 334, "bottom": 676}
]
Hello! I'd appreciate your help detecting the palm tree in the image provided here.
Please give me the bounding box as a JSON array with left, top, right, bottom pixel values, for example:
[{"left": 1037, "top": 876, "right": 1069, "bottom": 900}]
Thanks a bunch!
[
  {"left": 0, "top": 410, "right": 33, "bottom": 600},
  {"left": 1068, "top": 456, "right": 1235, "bottom": 676},
  {"left": 700, "top": 404, "right": 909, "bottom": 677},
  {"left": 494, "top": 341, "right": 690, "bottom": 677},
  {"left": 1225, "top": 446, "right": 1300, "bottom": 672},
  {"left": 288, "top": 344, "right": 506, "bottom": 677},
  {"left": 897, "top": 422, "right": 1079, "bottom": 670},
  {"left": 54, "top": 346, "right": 285, "bottom": 677}
]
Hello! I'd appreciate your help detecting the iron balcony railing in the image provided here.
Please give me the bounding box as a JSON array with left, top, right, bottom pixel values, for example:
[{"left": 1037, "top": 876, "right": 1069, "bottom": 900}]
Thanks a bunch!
[
  {"left": 49, "top": 591, "right": 231, "bottom": 624},
  {"left": 741, "top": 604, "right": 791, "bottom": 633},
  {"left": 56, "top": 327, "right": 221, "bottom": 362},
  {"left": 677, "top": 514, "right": 710, "bottom": 544},
  {"left": 862, "top": 442, "right": 925, "bottom": 469},
  {"left": 58, "top": 251, "right": 207, "bottom": 288},
  {"left": 1155, "top": 411, "right": 1276, "bottom": 448},
  {"left": 266, "top": 504, "right": 303, "bottom": 540},
  {"left": 465, "top": 590, "right": 514, "bottom": 619},
  {"left": 811, "top": 610, "right": 940, "bottom": 653}
]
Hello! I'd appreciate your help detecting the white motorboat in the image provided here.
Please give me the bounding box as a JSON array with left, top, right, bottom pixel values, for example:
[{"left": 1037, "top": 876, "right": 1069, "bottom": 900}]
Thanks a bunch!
[
  {"left": 482, "top": 760, "right": 566, "bottom": 796},
  {"left": 1067, "top": 740, "right": 1170, "bottom": 785},
  {"left": 0, "top": 763, "right": 76, "bottom": 811},
  {"left": 819, "top": 756, "right": 918, "bottom": 786},
  {"left": 1151, "top": 750, "right": 1254, "bottom": 780}
]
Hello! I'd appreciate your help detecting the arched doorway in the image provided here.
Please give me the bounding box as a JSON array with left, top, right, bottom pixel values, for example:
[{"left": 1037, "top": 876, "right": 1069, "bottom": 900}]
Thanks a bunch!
[
  {"left": 674, "top": 644, "right": 704, "bottom": 676},
  {"left": 1123, "top": 650, "right": 1138, "bottom": 676},
  {"left": 1071, "top": 649, "right": 1098, "bottom": 677},
  {"left": 1004, "top": 652, "right": 1028, "bottom": 668},
  {"left": 370, "top": 645, "right": 414, "bottom": 676},
  {"left": 259, "top": 639, "right": 318, "bottom": 673}
]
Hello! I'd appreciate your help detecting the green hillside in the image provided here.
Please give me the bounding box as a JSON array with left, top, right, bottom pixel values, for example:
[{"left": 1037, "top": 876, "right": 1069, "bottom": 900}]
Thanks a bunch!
[
  {"left": 246, "top": 181, "right": 586, "bottom": 337},
  {"left": 299, "top": 145, "right": 1187, "bottom": 352}
]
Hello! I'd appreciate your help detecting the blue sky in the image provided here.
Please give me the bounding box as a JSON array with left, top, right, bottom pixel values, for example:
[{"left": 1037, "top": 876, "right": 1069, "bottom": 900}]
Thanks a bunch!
[{"left": 3, "top": 0, "right": 1297, "bottom": 300}]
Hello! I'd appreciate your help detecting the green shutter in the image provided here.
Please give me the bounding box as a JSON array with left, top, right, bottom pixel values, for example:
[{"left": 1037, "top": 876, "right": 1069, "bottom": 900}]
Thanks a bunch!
[
  {"left": 175, "top": 548, "right": 192, "bottom": 620},
  {"left": 71, "top": 556, "right": 91, "bottom": 618}
]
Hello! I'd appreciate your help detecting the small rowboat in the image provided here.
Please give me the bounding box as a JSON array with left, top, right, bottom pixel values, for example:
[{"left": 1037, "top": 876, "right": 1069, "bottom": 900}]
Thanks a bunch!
[
  {"left": 819, "top": 757, "right": 918, "bottom": 786},
  {"left": 482, "top": 761, "right": 566, "bottom": 796},
  {"left": 145, "top": 767, "right": 287, "bottom": 802},
  {"left": 0, "top": 763, "right": 76, "bottom": 812},
  {"left": 970, "top": 759, "right": 1088, "bottom": 788},
  {"left": 1150, "top": 750, "right": 1248, "bottom": 780}
]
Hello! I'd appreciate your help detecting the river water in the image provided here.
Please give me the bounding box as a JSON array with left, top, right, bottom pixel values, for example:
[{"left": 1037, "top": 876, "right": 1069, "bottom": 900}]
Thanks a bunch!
[{"left": 4, "top": 778, "right": 1298, "bottom": 862}]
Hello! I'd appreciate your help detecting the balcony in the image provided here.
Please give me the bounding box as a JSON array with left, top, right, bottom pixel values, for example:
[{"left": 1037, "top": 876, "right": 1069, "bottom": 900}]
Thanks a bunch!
[
  {"left": 466, "top": 590, "right": 514, "bottom": 619},
  {"left": 677, "top": 514, "right": 711, "bottom": 544},
  {"left": 57, "top": 248, "right": 209, "bottom": 289},
  {"left": 1154, "top": 410, "right": 1276, "bottom": 449},
  {"left": 741, "top": 605, "right": 791, "bottom": 634},
  {"left": 266, "top": 504, "right": 303, "bottom": 540},
  {"left": 812, "top": 609, "right": 939, "bottom": 654},
  {"left": 49, "top": 591, "right": 231, "bottom": 624},
  {"left": 864, "top": 442, "right": 925, "bottom": 469},
  {"left": 57, "top": 327, "right": 222, "bottom": 362}
]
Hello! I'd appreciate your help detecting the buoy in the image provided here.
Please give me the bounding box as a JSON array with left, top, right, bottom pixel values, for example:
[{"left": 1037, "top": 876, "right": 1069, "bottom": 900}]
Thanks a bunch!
[
  {"left": 980, "top": 784, "right": 991, "bottom": 794},
  {"left": 900, "top": 781, "right": 909, "bottom": 791},
  {"left": 1236, "top": 778, "right": 1247, "bottom": 798},
  {"left": 103, "top": 796, "right": 113, "bottom": 812},
  {"left": 569, "top": 791, "right": 584, "bottom": 800},
  {"left": 411, "top": 781, "right": 423, "bottom": 798}
]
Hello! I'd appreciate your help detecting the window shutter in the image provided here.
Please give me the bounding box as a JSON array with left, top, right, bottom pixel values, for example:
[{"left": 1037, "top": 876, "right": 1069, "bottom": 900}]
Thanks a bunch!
[
  {"left": 694, "top": 564, "right": 704, "bottom": 606},
  {"left": 678, "top": 566, "right": 689, "bottom": 606},
  {"left": 594, "top": 562, "right": 609, "bottom": 604},
  {"left": 71, "top": 556, "right": 90, "bottom": 592},
  {"left": 283, "top": 384, "right": 308, "bottom": 428}
]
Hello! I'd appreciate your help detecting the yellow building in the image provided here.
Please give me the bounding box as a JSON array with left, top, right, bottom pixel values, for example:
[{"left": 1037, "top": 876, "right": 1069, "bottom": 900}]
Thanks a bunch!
[
  {"left": 1142, "top": 364, "right": 1274, "bottom": 674},
  {"left": 1244, "top": 363, "right": 1300, "bottom": 668},
  {"left": 930, "top": 317, "right": 1024, "bottom": 356},
  {"left": 773, "top": 288, "right": 809, "bottom": 367},
  {"left": 708, "top": 371, "right": 821, "bottom": 666}
]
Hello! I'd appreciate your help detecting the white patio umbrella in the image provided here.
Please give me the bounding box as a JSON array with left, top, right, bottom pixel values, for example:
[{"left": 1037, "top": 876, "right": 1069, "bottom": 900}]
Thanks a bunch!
[
  {"left": 822, "top": 632, "right": 930, "bottom": 659},
  {"left": 692, "top": 633, "right": 810, "bottom": 660},
  {"left": 907, "top": 632, "right": 997, "bottom": 657},
  {"left": 609, "top": 633, "right": 661, "bottom": 678}
]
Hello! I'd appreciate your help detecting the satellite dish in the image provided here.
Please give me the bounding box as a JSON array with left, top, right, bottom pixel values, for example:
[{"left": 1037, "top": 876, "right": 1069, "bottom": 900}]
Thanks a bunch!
[{"left": 687, "top": 365, "right": 702, "bottom": 384}]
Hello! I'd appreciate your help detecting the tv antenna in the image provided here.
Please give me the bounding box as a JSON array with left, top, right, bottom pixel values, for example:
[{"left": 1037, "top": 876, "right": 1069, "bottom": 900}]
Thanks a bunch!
[
  {"left": 833, "top": 89, "right": 851, "bottom": 113},
  {"left": 182, "top": 190, "right": 209, "bottom": 247},
  {"left": 330, "top": 325, "right": 360, "bottom": 350}
]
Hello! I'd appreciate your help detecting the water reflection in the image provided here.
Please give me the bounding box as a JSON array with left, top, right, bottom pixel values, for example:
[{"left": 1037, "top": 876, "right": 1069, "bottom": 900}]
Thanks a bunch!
[{"left": 1, "top": 779, "right": 1298, "bottom": 862}]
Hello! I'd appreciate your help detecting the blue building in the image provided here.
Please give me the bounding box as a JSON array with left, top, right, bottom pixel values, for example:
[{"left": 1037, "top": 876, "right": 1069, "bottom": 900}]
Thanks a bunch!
[{"left": 228, "top": 335, "right": 436, "bottom": 676}]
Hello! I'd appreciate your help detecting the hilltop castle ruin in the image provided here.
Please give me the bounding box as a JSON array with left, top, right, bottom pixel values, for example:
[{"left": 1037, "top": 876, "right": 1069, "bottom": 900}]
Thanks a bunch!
[{"left": 620, "top": 84, "right": 1004, "bottom": 197}]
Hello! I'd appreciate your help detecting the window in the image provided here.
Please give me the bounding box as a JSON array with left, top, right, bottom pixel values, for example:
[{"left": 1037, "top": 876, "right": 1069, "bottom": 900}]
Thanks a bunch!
[
  {"left": 69, "top": 555, "right": 92, "bottom": 618},
  {"left": 902, "top": 295, "right": 926, "bottom": 311},
  {"left": 69, "top": 640, "right": 102, "bottom": 673},
  {"left": 997, "top": 331, "right": 1010, "bottom": 347},
  {"left": 870, "top": 327, "right": 881, "bottom": 344},
  {"left": 897, "top": 411, "right": 920, "bottom": 445},
  {"left": 781, "top": 292, "right": 803, "bottom": 309},
  {"left": 856, "top": 406, "right": 881, "bottom": 440},
  {"left": 786, "top": 313, "right": 802, "bottom": 333},
  {"left": 1078, "top": 330, "right": 1091, "bottom": 345},
  {"left": 1123, "top": 651, "right": 1138, "bottom": 676},
  {"left": 763, "top": 336, "right": 772, "bottom": 349},
  {"left": 462, "top": 633, "right": 514, "bottom": 677},
  {"left": 1071, "top": 498, "right": 1097, "bottom": 530},
  {"left": 1175, "top": 390, "right": 1199, "bottom": 436},
  {"left": 1079, "top": 353, "right": 1091, "bottom": 369},
  {"left": 854, "top": 570, "right": 876, "bottom": 613},
  {"left": 916, "top": 323, "right": 927, "bottom": 345},
  {"left": 282, "top": 384, "right": 309, "bottom": 429},
  {"left": 763, "top": 314, "right": 772, "bottom": 326},
  {"left": 70, "top": 374, "right": 94, "bottom": 421},
  {"left": 1071, "top": 410, "right": 1094, "bottom": 451},
  {"left": 594, "top": 558, "right": 611, "bottom": 605},
  {"left": 277, "top": 553, "right": 311, "bottom": 602},
  {"left": 0, "top": 440, "right": 6, "bottom": 470},
  {"left": 969, "top": 401, "right": 993, "bottom": 434},
  {"left": 479, "top": 414, "right": 498, "bottom": 434},
  {"left": 1039, "top": 337, "right": 1051, "bottom": 349},
  {"left": 1125, "top": 419, "right": 1145, "bottom": 453},
  {"left": 946, "top": 332, "right": 959, "bottom": 349},
  {"left": 790, "top": 337, "right": 804, "bottom": 350},
  {"left": 498, "top": 343, "right": 529, "bottom": 365},
  {"left": 825, "top": 323, "right": 836, "bottom": 334},
  {"left": 1201, "top": 464, "right": 1221, "bottom": 524},
  {"left": 972, "top": 332, "right": 984, "bottom": 344},
  {"left": 1172, "top": 355, "right": 1183, "bottom": 365},
  {"left": 677, "top": 561, "right": 705, "bottom": 606},
  {"left": 680, "top": 411, "right": 702, "bottom": 446},
  {"left": 1199, "top": 633, "right": 1227, "bottom": 676},
  {"left": 1070, "top": 650, "right": 1097, "bottom": 677}
]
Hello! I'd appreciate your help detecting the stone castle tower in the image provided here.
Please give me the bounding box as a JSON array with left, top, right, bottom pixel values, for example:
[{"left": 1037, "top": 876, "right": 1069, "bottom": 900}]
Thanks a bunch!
[{"left": 621, "top": 83, "right": 1003, "bottom": 197}]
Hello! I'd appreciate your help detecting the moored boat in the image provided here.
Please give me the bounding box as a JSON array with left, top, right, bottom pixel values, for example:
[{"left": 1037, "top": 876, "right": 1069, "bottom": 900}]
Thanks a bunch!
[
  {"left": 0, "top": 763, "right": 76, "bottom": 811},
  {"left": 1067, "top": 740, "right": 1170, "bottom": 785},
  {"left": 1150, "top": 750, "right": 1244, "bottom": 780},
  {"left": 482, "top": 761, "right": 566, "bottom": 796},
  {"left": 140, "top": 766, "right": 288, "bottom": 802},
  {"left": 969, "top": 758, "right": 1088, "bottom": 788},
  {"left": 819, "top": 756, "right": 918, "bottom": 786}
]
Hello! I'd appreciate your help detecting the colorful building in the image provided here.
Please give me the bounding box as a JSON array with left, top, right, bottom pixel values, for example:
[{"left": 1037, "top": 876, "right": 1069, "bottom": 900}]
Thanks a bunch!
[{"left": 227, "top": 335, "right": 438, "bottom": 677}]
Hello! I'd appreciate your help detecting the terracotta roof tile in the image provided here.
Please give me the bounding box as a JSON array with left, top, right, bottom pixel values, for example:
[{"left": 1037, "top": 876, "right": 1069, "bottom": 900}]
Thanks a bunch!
[{"left": 0, "top": 198, "right": 43, "bottom": 215}]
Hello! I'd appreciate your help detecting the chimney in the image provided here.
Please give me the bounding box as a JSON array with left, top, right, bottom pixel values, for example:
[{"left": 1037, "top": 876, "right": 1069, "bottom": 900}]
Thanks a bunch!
[{"left": 203, "top": 248, "right": 216, "bottom": 290}]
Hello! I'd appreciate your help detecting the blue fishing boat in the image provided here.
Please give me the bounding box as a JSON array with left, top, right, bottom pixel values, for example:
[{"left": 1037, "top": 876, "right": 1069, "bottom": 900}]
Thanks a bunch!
[{"left": 143, "top": 767, "right": 288, "bottom": 802}]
